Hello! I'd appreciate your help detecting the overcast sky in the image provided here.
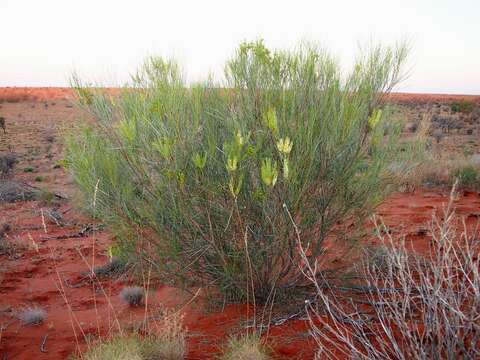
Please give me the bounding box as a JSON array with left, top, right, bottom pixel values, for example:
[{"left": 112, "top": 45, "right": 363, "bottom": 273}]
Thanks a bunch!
[{"left": 1, "top": 0, "right": 478, "bottom": 94}]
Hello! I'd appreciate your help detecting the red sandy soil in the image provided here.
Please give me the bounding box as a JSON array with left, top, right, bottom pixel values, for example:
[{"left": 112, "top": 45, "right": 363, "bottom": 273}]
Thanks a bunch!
[
  {"left": 1, "top": 87, "right": 479, "bottom": 104},
  {"left": 1, "top": 190, "right": 479, "bottom": 359},
  {"left": 386, "top": 92, "right": 480, "bottom": 105},
  {"left": 0, "top": 89, "right": 479, "bottom": 359},
  {"left": 0, "top": 88, "right": 74, "bottom": 103}
]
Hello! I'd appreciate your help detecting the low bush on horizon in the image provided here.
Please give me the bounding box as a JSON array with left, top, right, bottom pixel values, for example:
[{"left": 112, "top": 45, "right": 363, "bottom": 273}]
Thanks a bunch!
[
  {"left": 453, "top": 165, "right": 479, "bottom": 188},
  {"left": 66, "top": 40, "right": 418, "bottom": 303},
  {"left": 450, "top": 100, "right": 475, "bottom": 114},
  {"left": 411, "top": 153, "right": 480, "bottom": 190}
]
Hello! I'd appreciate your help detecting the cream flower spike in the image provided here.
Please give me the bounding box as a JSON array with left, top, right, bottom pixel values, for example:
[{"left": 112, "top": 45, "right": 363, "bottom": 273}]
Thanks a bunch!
[{"left": 277, "top": 137, "right": 293, "bottom": 155}]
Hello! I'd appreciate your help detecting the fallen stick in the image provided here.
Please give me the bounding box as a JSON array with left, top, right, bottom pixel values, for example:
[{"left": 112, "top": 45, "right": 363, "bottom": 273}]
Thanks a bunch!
[
  {"left": 40, "top": 334, "right": 48, "bottom": 353},
  {"left": 40, "top": 224, "right": 104, "bottom": 240},
  {"left": 40, "top": 232, "right": 86, "bottom": 240},
  {"left": 22, "top": 182, "right": 68, "bottom": 200}
]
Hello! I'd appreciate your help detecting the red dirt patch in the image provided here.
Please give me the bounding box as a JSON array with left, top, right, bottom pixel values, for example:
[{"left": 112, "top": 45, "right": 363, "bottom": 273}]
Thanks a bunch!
[
  {"left": 1, "top": 189, "right": 478, "bottom": 359},
  {"left": 386, "top": 92, "right": 480, "bottom": 105},
  {"left": 1, "top": 87, "right": 478, "bottom": 105}
]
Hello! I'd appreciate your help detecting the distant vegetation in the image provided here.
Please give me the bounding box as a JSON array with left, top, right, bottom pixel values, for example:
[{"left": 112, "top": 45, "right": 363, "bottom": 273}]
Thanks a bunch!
[
  {"left": 451, "top": 100, "right": 475, "bottom": 114},
  {"left": 66, "top": 40, "right": 416, "bottom": 303}
]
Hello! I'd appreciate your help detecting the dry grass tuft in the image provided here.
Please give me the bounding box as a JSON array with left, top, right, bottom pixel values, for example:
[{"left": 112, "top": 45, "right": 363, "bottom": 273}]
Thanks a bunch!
[
  {"left": 19, "top": 307, "right": 46, "bottom": 326},
  {"left": 120, "top": 286, "right": 145, "bottom": 307},
  {"left": 79, "top": 311, "right": 186, "bottom": 360},
  {"left": 220, "top": 334, "right": 270, "bottom": 360},
  {"left": 80, "top": 336, "right": 143, "bottom": 360}
]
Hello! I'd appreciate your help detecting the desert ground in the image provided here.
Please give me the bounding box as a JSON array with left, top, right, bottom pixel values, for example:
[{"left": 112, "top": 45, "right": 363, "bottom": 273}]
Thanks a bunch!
[{"left": 0, "top": 88, "right": 479, "bottom": 359}]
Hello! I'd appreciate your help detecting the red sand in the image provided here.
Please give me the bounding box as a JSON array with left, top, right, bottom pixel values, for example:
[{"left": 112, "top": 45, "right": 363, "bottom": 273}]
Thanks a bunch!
[
  {"left": 386, "top": 92, "right": 480, "bottom": 105},
  {"left": 1, "top": 87, "right": 479, "bottom": 104},
  {"left": 1, "top": 189, "right": 479, "bottom": 359}
]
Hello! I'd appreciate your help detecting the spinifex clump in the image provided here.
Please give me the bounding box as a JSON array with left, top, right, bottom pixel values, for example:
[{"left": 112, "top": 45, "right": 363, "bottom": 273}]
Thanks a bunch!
[{"left": 66, "top": 40, "right": 413, "bottom": 302}]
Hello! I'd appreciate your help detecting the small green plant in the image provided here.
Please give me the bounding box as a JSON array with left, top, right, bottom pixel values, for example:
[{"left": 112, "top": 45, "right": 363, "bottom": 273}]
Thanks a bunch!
[
  {"left": 89, "top": 335, "right": 185, "bottom": 360},
  {"left": 38, "top": 190, "right": 56, "bottom": 205},
  {"left": 67, "top": 40, "right": 413, "bottom": 303},
  {"left": 34, "top": 175, "right": 45, "bottom": 182},
  {"left": 451, "top": 100, "right": 475, "bottom": 114},
  {"left": 79, "top": 336, "right": 147, "bottom": 360},
  {"left": 23, "top": 167, "right": 35, "bottom": 173},
  {"left": 79, "top": 313, "right": 186, "bottom": 360},
  {"left": 221, "top": 334, "right": 270, "bottom": 360},
  {"left": 463, "top": 148, "right": 474, "bottom": 157},
  {"left": 453, "top": 166, "right": 478, "bottom": 188}
]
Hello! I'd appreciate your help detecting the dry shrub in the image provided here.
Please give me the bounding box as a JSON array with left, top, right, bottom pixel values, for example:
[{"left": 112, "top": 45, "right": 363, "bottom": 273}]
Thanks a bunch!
[
  {"left": 0, "top": 180, "right": 39, "bottom": 202},
  {"left": 0, "top": 153, "right": 16, "bottom": 178},
  {"left": 301, "top": 185, "right": 480, "bottom": 360},
  {"left": 0, "top": 228, "right": 26, "bottom": 257},
  {"left": 410, "top": 153, "right": 480, "bottom": 190},
  {"left": 18, "top": 307, "right": 47, "bottom": 326},
  {"left": 145, "top": 310, "right": 186, "bottom": 360},
  {"left": 120, "top": 286, "right": 145, "bottom": 307}
]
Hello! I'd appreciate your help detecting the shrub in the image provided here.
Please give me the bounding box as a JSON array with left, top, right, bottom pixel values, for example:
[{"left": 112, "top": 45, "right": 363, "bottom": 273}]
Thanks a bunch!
[
  {"left": 19, "top": 307, "right": 46, "bottom": 326},
  {"left": 0, "top": 180, "right": 39, "bottom": 202},
  {"left": 79, "top": 336, "right": 145, "bottom": 360},
  {"left": 221, "top": 334, "right": 270, "bottom": 360},
  {"left": 120, "top": 286, "right": 145, "bottom": 306},
  {"left": 0, "top": 153, "right": 16, "bottom": 177},
  {"left": 0, "top": 229, "right": 20, "bottom": 256},
  {"left": 143, "top": 311, "right": 186, "bottom": 360},
  {"left": 451, "top": 100, "right": 475, "bottom": 114},
  {"left": 79, "top": 313, "right": 186, "bottom": 360},
  {"left": 38, "top": 190, "right": 57, "bottom": 205},
  {"left": 66, "top": 40, "right": 411, "bottom": 303},
  {"left": 302, "top": 187, "right": 480, "bottom": 359},
  {"left": 453, "top": 165, "right": 478, "bottom": 188},
  {"left": 80, "top": 335, "right": 186, "bottom": 360},
  {"left": 0, "top": 223, "right": 11, "bottom": 238}
]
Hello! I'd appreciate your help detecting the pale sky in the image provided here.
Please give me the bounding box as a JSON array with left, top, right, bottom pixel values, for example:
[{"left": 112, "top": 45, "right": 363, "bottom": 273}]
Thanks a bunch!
[{"left": 1, "top": 0, "right": 479, "bottom": 94}]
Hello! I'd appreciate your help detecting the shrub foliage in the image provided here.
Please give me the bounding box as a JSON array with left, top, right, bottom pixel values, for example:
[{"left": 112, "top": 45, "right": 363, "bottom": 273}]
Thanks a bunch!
[{"left": 67, "top": 40, "right": 409, "bottom": 302}]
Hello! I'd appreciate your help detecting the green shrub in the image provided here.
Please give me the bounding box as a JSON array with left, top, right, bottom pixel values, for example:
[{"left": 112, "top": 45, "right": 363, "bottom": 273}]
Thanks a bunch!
[
  {"left": 451, "top": 100, "right": 475, "bottom": 114},
  {"left": 221, "top": 334, "right": 270, "bottom": 360},
  {"left": 66, "top": 40, "right": 411, "bottom": 302},
  {"left": 78, "top": 335, "right": 185, "bottom": 360},
  {"left": 453, "top": 166, "right": 478, "bottom": 188}
]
